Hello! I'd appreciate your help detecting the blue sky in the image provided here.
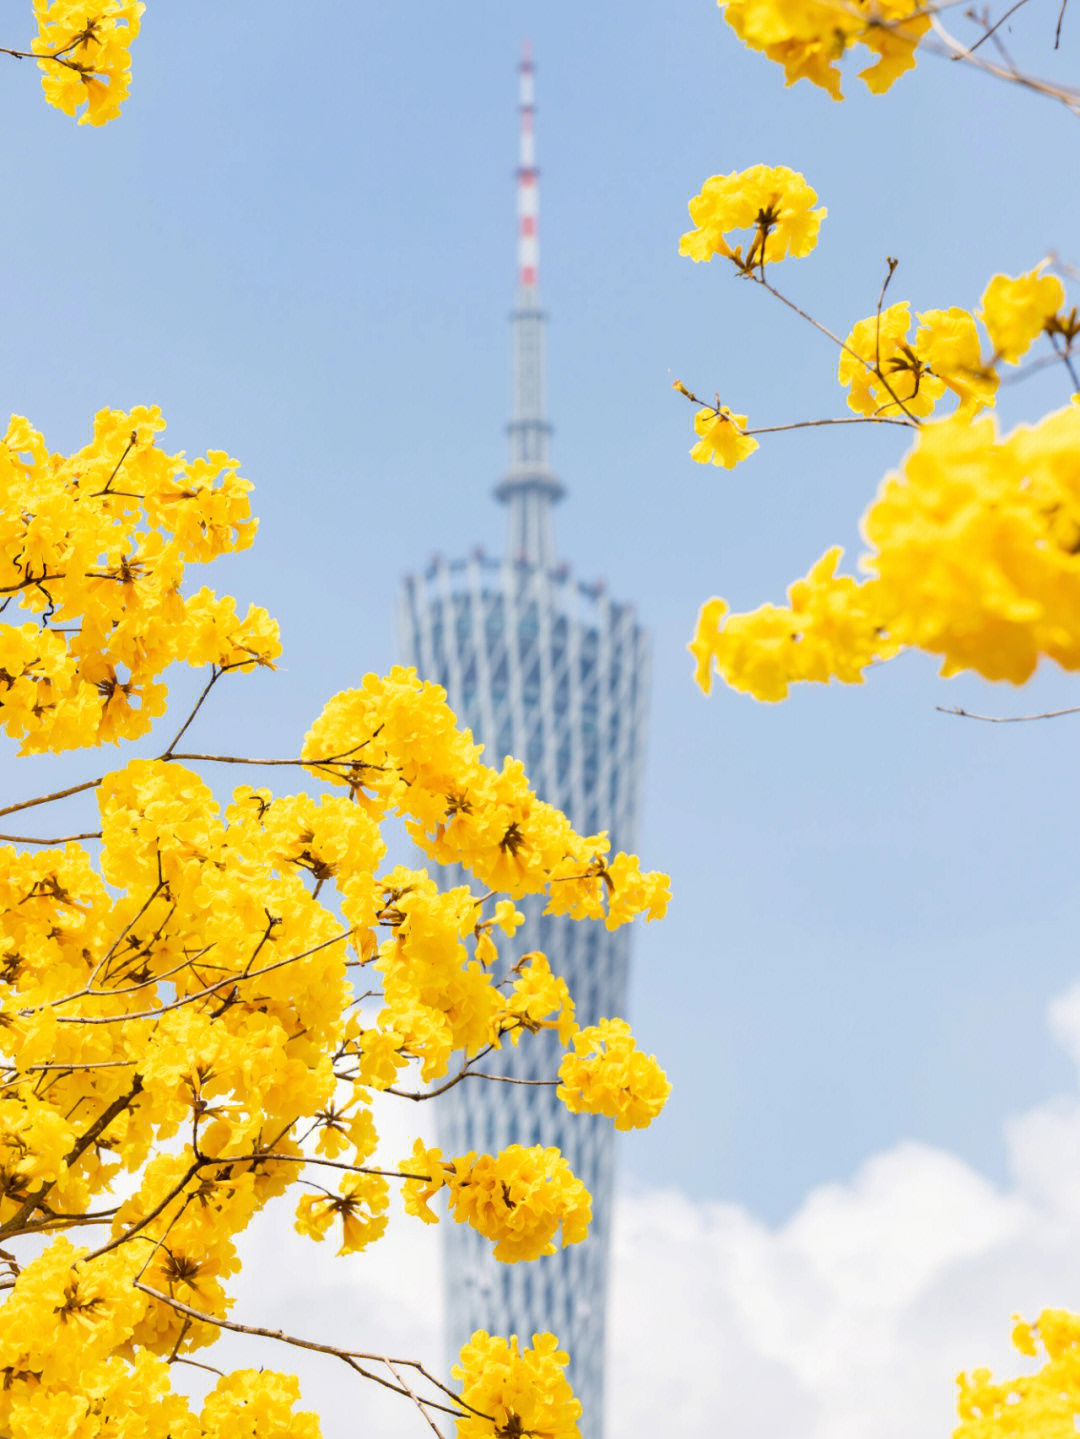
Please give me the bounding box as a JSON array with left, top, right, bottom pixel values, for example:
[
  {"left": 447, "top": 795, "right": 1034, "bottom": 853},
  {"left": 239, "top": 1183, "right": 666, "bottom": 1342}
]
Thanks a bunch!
[{"left": 4, "top": 3, "right": 1080, "bottom": 1432}]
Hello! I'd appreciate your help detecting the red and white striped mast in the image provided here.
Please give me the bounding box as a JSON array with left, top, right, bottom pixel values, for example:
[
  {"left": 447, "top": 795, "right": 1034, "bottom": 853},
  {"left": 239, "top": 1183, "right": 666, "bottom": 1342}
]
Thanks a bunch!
[
  {"left": 517, "top": 38, "right": 539, "bottom": 290},
  {"left": 496, "top": 40, "right": 564, "bottom": 567}
]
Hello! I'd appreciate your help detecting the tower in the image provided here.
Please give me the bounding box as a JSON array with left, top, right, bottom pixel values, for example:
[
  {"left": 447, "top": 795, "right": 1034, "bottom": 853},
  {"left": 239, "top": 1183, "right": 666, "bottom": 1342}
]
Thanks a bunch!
[{"left": 398, "top": 45, "right": 649, "bottom": 1439}]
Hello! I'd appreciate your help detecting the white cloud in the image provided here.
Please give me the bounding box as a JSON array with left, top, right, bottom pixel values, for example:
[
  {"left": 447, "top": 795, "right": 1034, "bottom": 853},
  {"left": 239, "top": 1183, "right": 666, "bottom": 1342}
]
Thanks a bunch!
[
  {"left": 608, "top": 1074, "right": 1080, "bottom": 1438},
  {"left": 172, "top": 991, "right": 1080, "bottom": 1439}
]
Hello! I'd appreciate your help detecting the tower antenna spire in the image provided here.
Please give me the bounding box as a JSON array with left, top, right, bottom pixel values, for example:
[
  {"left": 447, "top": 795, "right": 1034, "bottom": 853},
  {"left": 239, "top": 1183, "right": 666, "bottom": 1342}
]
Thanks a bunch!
[
  {"left": 517, "top": 37, "right": 539, "bottom": 291},
  {"left": 495, "top": 40, "right": 564, "bottom": 566}
]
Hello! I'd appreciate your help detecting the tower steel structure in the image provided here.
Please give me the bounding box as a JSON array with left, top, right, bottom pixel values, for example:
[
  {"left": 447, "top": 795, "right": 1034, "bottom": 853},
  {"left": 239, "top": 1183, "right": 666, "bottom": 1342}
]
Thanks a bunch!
[{"left": 398, "top": 44, "right": 649, "bottom": 1439}]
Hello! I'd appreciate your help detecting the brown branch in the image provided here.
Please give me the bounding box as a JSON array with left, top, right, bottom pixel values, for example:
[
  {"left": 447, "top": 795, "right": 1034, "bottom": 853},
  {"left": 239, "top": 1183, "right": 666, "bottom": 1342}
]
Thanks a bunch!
[
  {"left": 927, "top": 14, "right": 1080, "bottom": 112},
  {"left": 1, "top": 29, "right": 100, "bottom": 71},
  {"left": 46, "top": 929, "right": 350, "bottom": 1025},
  {"left": 91, "top": 433, "right": 137, "bottom": 496},
  {"left": 205, "top": 1148, "right": 430, "bottom": 1182},
  {"left": 963, "top": 0, "right": 1034, "bottom": 54},
  {"left": 159, "top": 665, "right": 222, "bottom": 757},
  {"left": 83, "top": 1158, "right": 201, "bottom": 1262},
  {"left": 671, "top": 385, "right": 911, "bottom": 434},
  {"left": 132, "top": 1283, "right": 474, "bottom": 1423},
  {"left": 0, "top": 742, "right": 379, "bottom": 823},
  {"left": 0, "top": 1076, "right": 143, "bottom": 1235},
  {"left": 937, "top": 703, "right": 1080, "bottom": 722},
  {"left": 0, "top": 777, "right": 104, "bottom": 822},
  {"left": 385, "top": 1049, "right": 494, "bottom": 1101},
  {"left": 0, "top": 831, "right": 102, "bottom": 846},
  {"left": 23, "top": 1059, "right": 136, "bottom": 1073},
  {"left": 166, "top": 751, "right": 374, "bottom": 770}
]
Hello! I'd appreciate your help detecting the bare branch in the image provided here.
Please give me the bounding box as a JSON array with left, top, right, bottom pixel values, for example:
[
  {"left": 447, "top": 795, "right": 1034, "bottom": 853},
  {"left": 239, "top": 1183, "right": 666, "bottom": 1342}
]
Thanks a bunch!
[
  {"left": 937, "top": 703, "right": 1080, "bottom": 722},
  {"left": 132, "top": 1283, "right": 475, "bottom": 1424}
]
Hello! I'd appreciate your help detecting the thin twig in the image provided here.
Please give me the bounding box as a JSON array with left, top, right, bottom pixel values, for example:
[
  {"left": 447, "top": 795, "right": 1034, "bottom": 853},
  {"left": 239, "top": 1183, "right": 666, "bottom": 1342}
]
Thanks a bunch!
[
  {"left": 872, "top": 258, "right": 923, "bottom": 424},
  {"left": 1048, "top": 332, "right": 1080, "bottom": 390},
  {"left": 92, "top": 433, "right": 137, "bottom": 497},
  {"left": 963, "top": 0, "right": 1033, "bottom": 55},
  {"left": 0, "top": 778, "right": 104, "bottom": 822},
  {"left": 384, "top": 1358, "right": 448, "bottom": 1439},
  {"left": 937, "top": 703, "right": 1080, "bottom": 722},
  {"left": 132, "top": 1284, "right": 474, "bottom": 1423},
  {"left": 23, "top": 1059, "right": 136, "bottom": 1073},
  {"left": 219, "top": 1150, "right": 431, "bottom": 1183},
  {"left": 928, "top": 14, "right": 1080, "bottom": 113},
  {"left": 167, "top": 751, "right": 368, "bottom": 769},
  {"left": 160, "top": 666, "right": 221, "bottom": 757},
  {"left": 47, "top": 930, "right": 350, "bottom": 1025}
]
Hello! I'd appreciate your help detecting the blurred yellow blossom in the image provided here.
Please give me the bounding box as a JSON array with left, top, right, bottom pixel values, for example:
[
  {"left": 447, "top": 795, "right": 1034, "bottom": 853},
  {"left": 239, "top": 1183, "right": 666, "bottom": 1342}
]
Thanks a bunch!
[{"left": 981, "top": 264, "right": 1066, "bottom": 364}]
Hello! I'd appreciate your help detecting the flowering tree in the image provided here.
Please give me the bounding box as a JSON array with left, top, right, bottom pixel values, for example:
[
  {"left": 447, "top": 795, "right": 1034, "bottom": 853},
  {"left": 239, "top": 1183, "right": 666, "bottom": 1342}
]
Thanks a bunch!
[
  {"left": 0, "top": 9, "right": 670, "bottom": 1439},
  {"left": 674, "top": 4, "right": 1080, "bottom": 1435}
]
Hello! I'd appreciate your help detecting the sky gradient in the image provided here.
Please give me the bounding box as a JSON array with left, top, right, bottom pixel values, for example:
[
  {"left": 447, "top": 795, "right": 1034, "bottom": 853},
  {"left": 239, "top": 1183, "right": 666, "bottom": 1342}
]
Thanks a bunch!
[{"left": 4, "top": 3, "right": 1080, "bottom": 1433}]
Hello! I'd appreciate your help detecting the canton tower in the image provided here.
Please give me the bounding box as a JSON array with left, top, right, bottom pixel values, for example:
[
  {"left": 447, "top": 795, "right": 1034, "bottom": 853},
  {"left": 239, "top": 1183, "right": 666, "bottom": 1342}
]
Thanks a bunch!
[{"left": 398, "top": 44, "right": 649, "bottom": 1439}]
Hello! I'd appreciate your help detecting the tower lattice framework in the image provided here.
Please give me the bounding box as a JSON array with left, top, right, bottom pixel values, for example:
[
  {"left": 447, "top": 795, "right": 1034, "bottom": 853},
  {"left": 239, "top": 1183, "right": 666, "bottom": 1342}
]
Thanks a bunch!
[{"left": 398, "top": 45, "right": 649, "bottom": 1439}]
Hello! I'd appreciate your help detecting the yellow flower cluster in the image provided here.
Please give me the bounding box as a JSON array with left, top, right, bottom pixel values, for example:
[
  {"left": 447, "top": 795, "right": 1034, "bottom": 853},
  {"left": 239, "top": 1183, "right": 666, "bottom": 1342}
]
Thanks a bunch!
[
  {"left": 680, "top": 164, "right": 826, "bottom": 269},
  {"left": 32, "top": 1, "right": 143, "bottom": 125},
  {"left": 677, "top": 161, "right": 1071, "bottom": 466},
  {"left": 0, "top": 1240, "right": 321, "bottom": 1437},
  {"left": 400, "top": 1140, "right": 592, "bottom": 1262},
  {"left": 838, "top": 302, "right": 997, "bottom": 420},
  {"left": 303, "top": 671, "right": 670, "bottom": 923},
  {"left": 955, "top": 1309, "right": 1080, "bottom": 1438},
  {"left": 557, "top": 1019, "right": 672, "bottom": 1131},
  {"left": 379, "top": 927, "right": 576, "bottom": 1073},
  {"left": 294, "top": 1171, "right": 389, "bottom": 1256},
  {"left": 453, "top": 1331, "right": 582, "bottom": 1439},
  {"left": 0, "top": 408, "right": 279, "bottom": 753},
  {"left": 0, "top": 412, "right": 670, "bottom": 1436},
  {"left": 718, "top": 0, "right": 930, "bottom": 98},
  {"left": 498, "top": 951, "right": 577, "bottom": 1047},
  {"left": 0, "top": 388, "right": 667, "bottom": 1433},
  {"left": 691, "top": 404, "right": 1080, "bottom": 696},
  {"left": 838, "top": 268, "right": 1067, "bottom": 424}
]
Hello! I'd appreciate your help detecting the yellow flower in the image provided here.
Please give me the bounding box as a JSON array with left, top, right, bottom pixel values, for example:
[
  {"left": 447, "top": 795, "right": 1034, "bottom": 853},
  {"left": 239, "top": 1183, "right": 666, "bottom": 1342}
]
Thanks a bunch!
[
  {"left": 453, "top": 1331, "right": 582, "bottom": 1439},
  {"left": 200, "top": 1370, "right": 320, "bottom": 1439},
  {"left": 690, "top": 407, "right": 758, "bottom": 468},
  {"left": 719, "top": 0, "right": 929, "bottom": 99},
  {"left": 557, "top": 1019, "right": 671, "bottom": 1130},
  {"left": 914, "top": 307, "right": 998, "bottom": 418},
  {"left": 442, "top": 1145, "right": 592, "bottom": 1262},
  {"left": 680, "top": 164, "right": 825, "bottom": 267},
  {"left": 840, "top": 303, "right": 998, "bottom": 421},
  {"left": 839, "top": 303, "right": 944, "bottom": 419},
  {"left": 32, "top": 1, "right": 144, "bottom": 126},
  {"left": 981, "top": 264, "right": 1066, "bottom": 364},
  {"left": 294, "top": 1173, "right": 389, "bottom": 1255},
  {"left": 494, "top": 952, "right": 576, "bottom": 1047},
  {"left": 400, "top": 1138, "right": 447, "bottom": 1223}
]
